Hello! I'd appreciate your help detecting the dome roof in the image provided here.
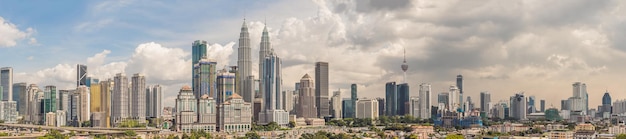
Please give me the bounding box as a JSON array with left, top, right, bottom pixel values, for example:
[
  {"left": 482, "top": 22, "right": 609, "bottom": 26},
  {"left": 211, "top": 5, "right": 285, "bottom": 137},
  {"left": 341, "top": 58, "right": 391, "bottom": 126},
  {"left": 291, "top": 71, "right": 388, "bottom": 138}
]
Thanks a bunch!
[
  {"left": 181, "top": 85, "right": 192, "bottom": 91},
  {"left": 228, "top": 93, "right": 243, "bottom": 99},
  {"left": 201, "top": 94, "right": 210, "bottom": 99}
]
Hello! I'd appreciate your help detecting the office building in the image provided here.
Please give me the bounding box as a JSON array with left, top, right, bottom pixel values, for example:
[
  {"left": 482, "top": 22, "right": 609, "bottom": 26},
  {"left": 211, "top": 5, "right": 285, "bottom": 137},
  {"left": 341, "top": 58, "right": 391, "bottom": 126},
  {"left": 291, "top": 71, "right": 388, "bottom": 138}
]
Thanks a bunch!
[
  {"left": 528, "top": 96, "right": 536, "bottom": 114},
  {"left": 90, "top": 83, "right": 102, "bottom": 112},
  {"left": 397, "top": 83, "right": 410, "bottom": 115},
  {"left": 449, "top": 85, "right": 459, "bottom": 112},
  {"left": 76, "top": 65, "right": 87, "bottom": 87},
  {"left": 341, "top": 99, "right": 353, "bottom": 118},
  {"left": 315, "top": 62, "right": 329, "bottom": 118},
  {"left": 418, "top": 83, "right": 431, "bottom": 119},
  {"left": 480, "top": 92, "right": 491, "bottom": 113},
  {"left": 193, "top": 57, "right": 217, "bottom": 99},
  {"left": 237, "top": 20, "right": 254, "bottom": 108},
  {"left": 540, "top": 100, "right": 546, "bottom": 112},
  {"left": 99, "top": 80, "right": 112, "bottom": 127},
  {"left": 13, "top": 83, "right": 26, "bottom": 113},
  {"left": 283, "top": 90, "right": 294, "bottom": 114},
  {"left": 297, "top": 74, "right": 317, "bottom": 118},
  {"left": 377, "top": 98, "right": 385, "bottom": 116},
  {"left": 175, "top": 85, "right": 199, "bottom": 133},
  {"left": 258, "top": 25, "right": 271, "bottom": 120},
  {"left": 192, "top": 40, "right": 208, "bottom": 93},
  {"left": 257, "top": 50, "right": 289, "bottom": 126},
  {"left": 131, "top": 73, "right": 146, "bottom": 120},
  {"left": 1, "top": 67, "right": 13, "bottom": 101},
  {"left": 197, "top": 94, "right": 217, "bottom": 132},
  {"left": 0, "top": 100, "right": 17, "bottom": 123},
  {"left": 77, "top": 86, "right": 91, "bottom": 123},
  {"left": 599, "top": 91, "right": 611, "bottom": 118},
  {"left": 356, "top": 98, "right": 379, "bottom": 119},
  {"left": 43, "top": 86, "right": 57, "bottom": 115},
  {"left": 330, "top": 90, "right": 342, "bottom": 119},
  {"left": 56, "top": 110, "right": 66, "bottom": 127},
  {"left": 456, "top": 75, "right": 463, "bottom": 111},
  {"left": 510, "top": 93, "right": 527, "bottom": 120},
  {"left": 438, "top": 92, "right": 450, "bottom": 108},
  {"left": 218, "top": 93, "right": 252, "bottom": 132},
  {"left": 409, "top": 97, "right": 419, "bottom": 118},
  {"left": 112, "top": 73, "right": 129, "bottom": 124},
  {"left": 26, "top": 84, "right": 43, "bottom": 124},
  {"left": 350, "top": 84, "right": 357, "bottom": 118},
  {"left": 385, "top": 82, "right": 397, "bottom": 116},
  {"left": 216, "top": 69, "right": 235, "bottom": 105}
]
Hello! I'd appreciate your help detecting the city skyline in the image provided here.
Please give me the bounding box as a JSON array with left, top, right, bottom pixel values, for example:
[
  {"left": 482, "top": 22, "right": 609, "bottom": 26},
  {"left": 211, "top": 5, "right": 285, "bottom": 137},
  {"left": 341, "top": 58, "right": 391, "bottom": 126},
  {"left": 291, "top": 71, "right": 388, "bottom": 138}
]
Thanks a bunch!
[{"left": 2, "top": 0, "right": 626, "bottom": 109}]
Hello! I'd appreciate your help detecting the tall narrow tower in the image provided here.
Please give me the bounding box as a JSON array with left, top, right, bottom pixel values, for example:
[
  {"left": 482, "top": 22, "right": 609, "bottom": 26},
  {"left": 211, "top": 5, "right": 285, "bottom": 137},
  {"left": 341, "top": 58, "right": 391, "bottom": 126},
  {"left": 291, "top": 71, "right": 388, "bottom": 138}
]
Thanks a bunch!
[
  {"left": 401, "top": 48, "right": 408, "bottom": 83},
  {"left": 237, "top": 19, "right": 253, "bottom": 105}
]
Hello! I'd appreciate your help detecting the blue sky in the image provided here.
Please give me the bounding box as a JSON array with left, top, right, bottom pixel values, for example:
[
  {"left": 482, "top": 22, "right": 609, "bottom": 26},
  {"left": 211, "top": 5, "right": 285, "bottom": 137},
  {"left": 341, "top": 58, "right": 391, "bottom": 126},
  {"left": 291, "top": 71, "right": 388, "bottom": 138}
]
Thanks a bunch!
[{"left": 2, "top": 0, "right": 626, "bottom": 108}]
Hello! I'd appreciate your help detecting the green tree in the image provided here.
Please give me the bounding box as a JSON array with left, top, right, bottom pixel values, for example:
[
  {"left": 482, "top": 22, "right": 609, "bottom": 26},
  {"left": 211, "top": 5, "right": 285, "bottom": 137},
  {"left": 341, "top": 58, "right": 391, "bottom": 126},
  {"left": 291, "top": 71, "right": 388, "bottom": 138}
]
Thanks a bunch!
[
  {"left": 246, "top": 131, "right": 261, "bottom": 139},
  {"left": 289, "top": 121, "right": 297, "bottom": 128},
  {"left": 124, "top": 130, "right": 137, "bottom": 137},
  {"left": 446, "top": 134, "right": 464, "bottom": 139},
  {"left": 82, "top": 121, "right": 91, "bottom": 127},
  {"left": 37, "top": 130, "right": 69, "bottom": 139},
  {"left": 617, "top": 134, "right": 626, "bottom": 139}
]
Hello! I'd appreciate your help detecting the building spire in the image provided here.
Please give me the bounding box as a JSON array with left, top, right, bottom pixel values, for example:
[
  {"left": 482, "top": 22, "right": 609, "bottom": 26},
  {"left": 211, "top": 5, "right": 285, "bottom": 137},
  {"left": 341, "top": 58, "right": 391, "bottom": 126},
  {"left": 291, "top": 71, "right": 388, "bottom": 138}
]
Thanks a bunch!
[{"left": 401, "top": 46, "right": 408, "bottom": 83}]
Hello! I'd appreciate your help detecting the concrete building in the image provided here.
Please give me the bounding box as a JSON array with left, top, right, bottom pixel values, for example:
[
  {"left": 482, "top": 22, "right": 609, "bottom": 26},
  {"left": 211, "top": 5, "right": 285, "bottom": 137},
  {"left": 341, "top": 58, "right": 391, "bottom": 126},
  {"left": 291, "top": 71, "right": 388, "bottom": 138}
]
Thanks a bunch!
[
  {"left": 112, "top": 73, "right": 129, "bottom": 124},
  {"left": 218, "top": 93, "right": 252, "bottom": 133},
  {"left": 315, "top": 62, "right": 329, "bottom": 118},
  {"left": 56, "top": 110, "right": 66, "bottom": 127},
  {"left": 540, "top": 99, "right": 546, "bottom": 112},
  {"left": 456, "top": 75, "right": 464, "bottom": 111},
  {"left": 418, "top": 83, "right": 431, "bottom": 119},
  {"left": 77, "top": 85, "right": 91, "bottom": 123},
  {"left": 297, "top": 74, "right": 317, "bottom": 118},
  {"left": 99, "top": 80, "right": 112, "bottom": 127},
  {"left": 146, "top": 85, "right": 162, "bottom": 118},
  {"left": 1, "top": 67, "right": 13, "bottom": 101},
  {"left": 193, "top": 57, "right": 217, "bottom": 99},
  {"left": 438, "top": 92, "right": 449, "bottom": 109},
  {"left": 197, "top": 94, "right": 217, "bottom": 132},
  {"left": 409, "top": 97, "right": 419, "bottom": 118},
  {"left": 330, "top": 90, "right": 342, "bottom": 119},
  {"left": 0, "top": 100, "right": 17, "bottom": 123},
  {"left": 480, "top": 92, "right": 491, "bottom": 113},
  {"left": 282, "top": 90, "right": 294, "bottom": 114},
  {"left": 90, "top": 83, "right": 102, "bottom": 113},
  {"left": 45, "top": 112, "right": 56, "bottom": 126},
  {"left": 510, "top": 93, "right": 527, "bottom": 120},
  {"left": 131, "top": 73, "right": 146, "bottom": 120},
  {"left": 91, "top": 112, "right": 106, "bottom": 127},
  {"left": 14, "top": 82, "right": 26, "bottom": 114},
  {"left": 356, "top": 98, "right": 379, "bottom": 119},
  {"left": 175, "top": 85, "right": 203, "bottom": 133}
]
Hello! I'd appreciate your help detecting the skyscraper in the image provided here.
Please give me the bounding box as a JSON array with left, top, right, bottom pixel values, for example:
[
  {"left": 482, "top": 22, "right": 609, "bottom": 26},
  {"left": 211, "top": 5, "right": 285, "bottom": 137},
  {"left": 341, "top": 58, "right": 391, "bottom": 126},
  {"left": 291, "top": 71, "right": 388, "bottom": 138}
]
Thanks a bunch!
[
  {"left": 258, "top": 25, "right": 272, "bottom": 116},
  {"left": 146, "top": 85, "right": 162, "bottom": 118},
  {"left": 528, "top": 96, "right": 536, "bottom": 114},
  {"left": 43, "top": 86, "right": 57, "bottom": 114},
  {"left": 350, "top": 84, "right": 357, "bottom": 118},
  {"left": 175, "top": 85, "right": 198, "bottom": 132},
  {"left": 315, "top": 62, "right": 329, "bottom": 118},
  {"left": 401, "top": 48, "right": 408, "bottom": 83},
  {"left": 1, "top": 67, "right": 13, "bottom": 101},
  {"left": 131, "top": 73, "right": 146, "bottom": 120},
  {"left": 297, "top": 74, "right": 317, "bottom": 119},
  {"left": 99, "top": 80, "right": 112, "bottom": 127},
  {"left": 258, "top": 50, "right": 289, "bottom": 125},
  {"left": 540, "top": 99, "right": 546, "bottom": 112},
  {"left": 438, "top": 92, "right": 450, "bottom": 107},
  {"left": 510, "top": 93, "right": 527, "bottom": 120},
  {"left": 192, "top": 40, "right": 208, "bottom": 95},
  {"left": 449, "top": 85, "right": 459, "bottom": 112},
  {"left": 77, "top": 85, "right": 91, "bottom": 123},
  {"left": 112, "top": 73, "right": 129, "bottom": 124},
  {"left": 480, "top": 92, "right": 491, "bottom": 113},
  {"left": 385, "top": 82, "right": 397, "bottom": 116},
  {"left": 600, "top": 91, "right": 612, "bottom": 117},
  {"left": 90, "top": 83, "right": 102, "bottom": 112},
  {"left": 377, "top": 98, "right": 385, "bottom": 116},
  {"left": 397, "top": 83, "right": 410, "bottom": 115},
  {"left": 356, "top": 98, "right": 379, "bottom": 119},
  {"left": 218, "top": 93, "right": 251, "bottom": 132},
  {"left": 418, "top": 83, "right": 431, "bottom": 119},
  {"left": 237, "top": 20, "right": 253, "bottom": 107},
  {"left": 194, "top": 57, "right": 217, "bottom": 99},
  {"left": 330, "top": 90, "right": 342, "bottom": 119},
  {"left": 76, "top": 65, "right": 87, "bottom": 87},
  {"left": 569, "top": 82, "right": 588, "bottom": 113},
  {"left": 456, "top": 75, "right": 463, "bottom": 111},
  {"left": 216, "top": 69, "right": 235, "bottom": 105},
  {"left": 13, "top": 83, "right": 26, "bottom": 113}
]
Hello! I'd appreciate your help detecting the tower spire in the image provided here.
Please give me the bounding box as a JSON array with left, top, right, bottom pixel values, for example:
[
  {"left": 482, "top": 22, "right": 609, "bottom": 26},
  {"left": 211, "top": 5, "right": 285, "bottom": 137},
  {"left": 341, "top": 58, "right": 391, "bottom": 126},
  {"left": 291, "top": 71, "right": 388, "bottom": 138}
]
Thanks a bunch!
[{"left": 401, "top": 46, "right": 408, "bottom": 83}]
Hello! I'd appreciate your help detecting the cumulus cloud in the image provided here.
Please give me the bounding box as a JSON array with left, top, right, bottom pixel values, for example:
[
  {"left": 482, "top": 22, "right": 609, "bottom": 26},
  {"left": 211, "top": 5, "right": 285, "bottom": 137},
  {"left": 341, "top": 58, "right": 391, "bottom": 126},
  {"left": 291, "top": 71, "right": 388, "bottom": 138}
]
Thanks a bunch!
[{"left": 0, "top": 17, "right": 36, "bottom": 47}]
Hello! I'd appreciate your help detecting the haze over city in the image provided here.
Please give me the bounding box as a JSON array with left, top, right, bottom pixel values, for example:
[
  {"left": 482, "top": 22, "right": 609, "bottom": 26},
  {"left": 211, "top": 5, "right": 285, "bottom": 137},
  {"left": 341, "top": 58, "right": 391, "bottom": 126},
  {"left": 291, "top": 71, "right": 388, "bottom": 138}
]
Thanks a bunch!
[{"left": 2, "top": 0, "right": 626, "bottom": 110}]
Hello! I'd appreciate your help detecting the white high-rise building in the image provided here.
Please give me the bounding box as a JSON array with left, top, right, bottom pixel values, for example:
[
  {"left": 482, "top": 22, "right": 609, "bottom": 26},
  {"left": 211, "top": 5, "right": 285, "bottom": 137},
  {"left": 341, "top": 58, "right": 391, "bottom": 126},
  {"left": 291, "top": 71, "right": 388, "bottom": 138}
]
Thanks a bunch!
[
  {"left": 283, "top": 90, "right": 294, "bottom": 114},
  {"left": 146, "top": 85, "right": 162, "bottom": 118},
  {"left": 510, "top": 93, "right": 527, "bottom": 120},
  {"left": 418, "top": 83, "right": 431, "bottom": 119},
  {"left": 131, "top": 73, "right": 146, "bottom": 120},
  {"left": 218, "top": 93, "right": 252, "bottom": 133},
  {"left": 449, "top": 85, "right": 459, "bottom": 111},
  {"left": 569, "top": 82, "right": 588, "bottom": 114},
  {"left": 330, "top": 90, "right": 342, "bottom": 119},
  {"left": 112, "top": 73, "right": 129, "bottom": 124},
  {"left": 409, "top": 97, "right": 419, "bottom": 118},
  {"left": 356, "top": 98, "right": 379, "bottom": 119},
  {"left": 77, "top": 86, "right": 91, "bottom": 123}
]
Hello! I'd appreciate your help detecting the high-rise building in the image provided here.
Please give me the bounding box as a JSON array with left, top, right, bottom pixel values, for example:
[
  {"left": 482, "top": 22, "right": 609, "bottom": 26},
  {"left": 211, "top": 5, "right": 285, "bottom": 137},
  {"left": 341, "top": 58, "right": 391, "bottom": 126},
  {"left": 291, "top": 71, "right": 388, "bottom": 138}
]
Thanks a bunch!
[
  {"left": 112, "top": 73, "right": 129, "bottom": 124},
  {"left": 376, "top": 98, "right": 385, "bottom": 116},
  {"left": 258, "top": 25, "right": 272, "bottom": 119},
  {"left": 409, "top": 97, "right": 419, "bottom": 118},
  {"left": 99, "top": 80, "right": 112, "bottom": 127},
  {"left": 449, "top": 85, "right": 459, "bottom": 112},
  {"left": 175, "top": 85, "right": 199, "bottom": 132},
  {"left": 570, "top": 82, "right": 588, "bottom": 113},
  {"left": 401, "top": 48, "right": 408, "bottom": 83},
  {"left": 77, "top": 86, "right": 91, "bottom": 123},
  {"left": 456, "top": 75, "right": 463, "bottom": 111},
  {"left": 297, "top": 74, "right": 317, "bottom": 119},
  {"left": 194, "top": 57, "right": 217, "bottom": 99},
  {"left": 216, "top": 69, "right": 235, "bottom": 105},
  {"left": 341, "top": 99, "right": 353, "bottom": 118},
  {"left": 90, "top": 83, "right": 102, "bottom": 112},
  {"left": 480, "top": 92, "right": 491, "bottom": 113},
  {"left": 76, "top": 65, "right": 87, "bottom": 87},
  {"left": 397, "top": 83, "right": 410, "bottom": 116},
  {"left": 146, "top": 85, "right": 162, "bottom": 118},
  {"left": 13, "top": 83, "right": 26, "bottom": 113},
  {"left": 26, "top": 84, "right": 42, "bottom": 123},
  {"left": 43, "top": 86, "right": 57, "bottom": 115},
  {"left": 540, "top": 100, "right": 546, "bottom": 112},
  {"left": 385, "top": 82, "right": 397, "bottom": 116},
  {"left": 315, "top": 62, "right": 329, "bottom": 118},
  {"left": 330, "top": 90, "right": 342, "bottom": 119},
  {"left": 528, "top": 96, "right": 536, "bottom": 114},
  {"left": 197, "top": 93, "right": 217, "bottom": 132},
  {"left": 237, "top": 20, "right": 254, "bottom": 107},
  {"left": 1, "top": 67, "right": 13, "bottom": 101},
  {"left": 350, "top": 84, "right": 357, "bottom": 118},
  {"left": 510, "top": 93, "right": 527, "bottom": 120},
  {"left": 356, "top": 98, "right": 379, "bottom": 119},
  {"left": 283, "top": 90, "right": 294, "bottom": 114},
  {"left": 438, "top": 92, "right": 450, "bottom": 108},
  {"left": 258, "top": 50, "right": 289, "bottom": 126},
  {"left": 418, "top": 83, "right": 431, "bottom": 119},
  {"left": 131, "top": 73, "right": 146, "bottom": 120},
  {"left": 218, "top": 93, "right": 251, "bottom": 132},
  {"left": 599, "top": 91, "right": 612, "bottom": 117},
  {"left": 192, "top": 40, "right": 208, "bottom": 90}
]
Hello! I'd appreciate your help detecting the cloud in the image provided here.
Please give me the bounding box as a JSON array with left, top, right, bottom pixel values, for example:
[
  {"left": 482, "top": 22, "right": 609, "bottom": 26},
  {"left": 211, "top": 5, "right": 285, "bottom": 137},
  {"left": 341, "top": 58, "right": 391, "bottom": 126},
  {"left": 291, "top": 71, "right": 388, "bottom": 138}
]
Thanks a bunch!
[{"left": 0, "top": 17, "right": 36, "bottom": 47}]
